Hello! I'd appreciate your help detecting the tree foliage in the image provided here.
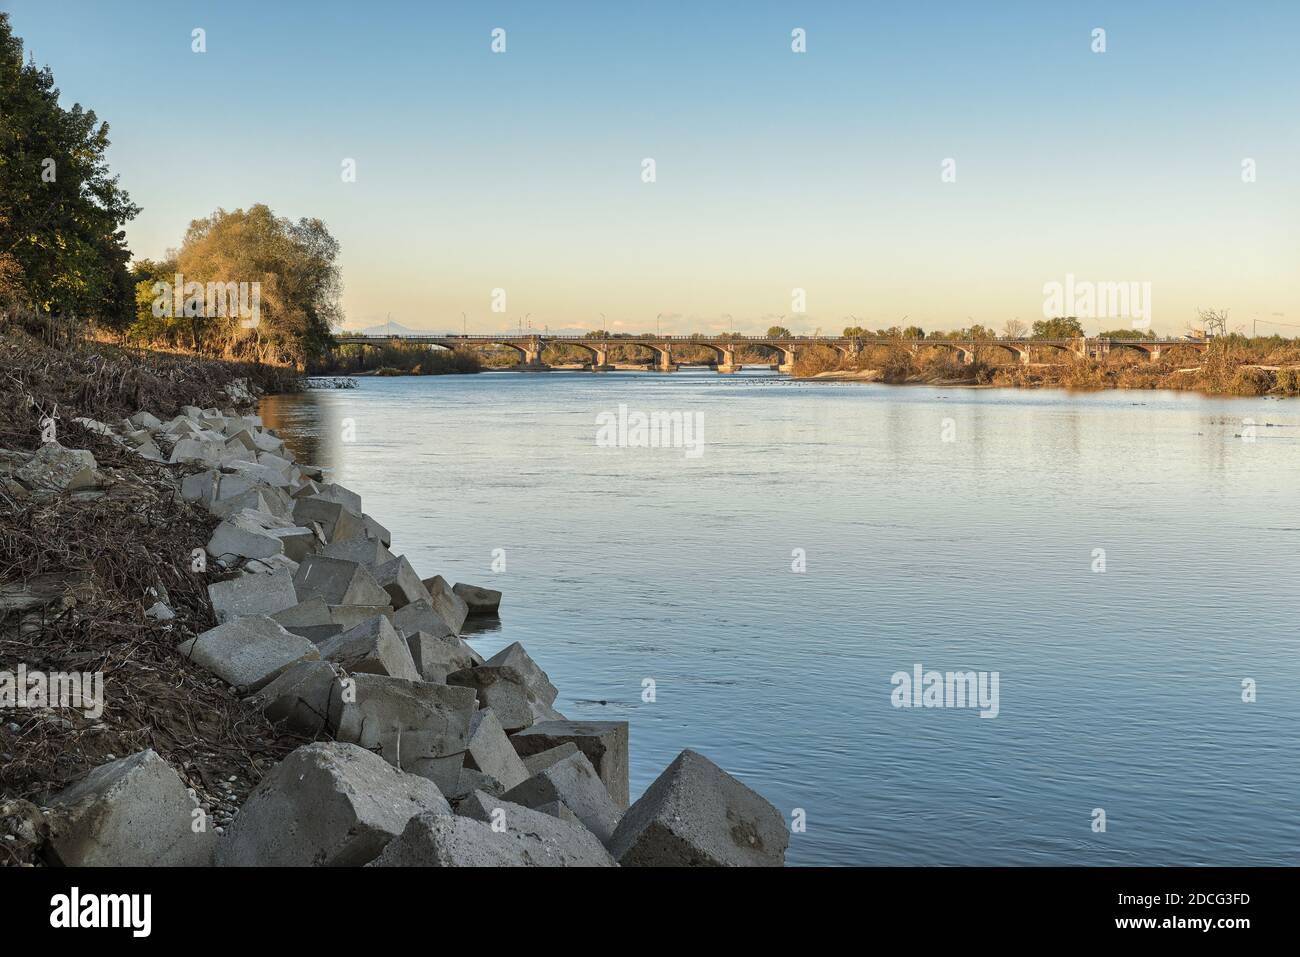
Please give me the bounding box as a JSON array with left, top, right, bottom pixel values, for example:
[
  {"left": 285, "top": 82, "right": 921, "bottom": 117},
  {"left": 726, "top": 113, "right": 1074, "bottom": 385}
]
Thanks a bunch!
[
  {"left": 0, "top": 13, "right": 139, "bottom": 330},
  {"left": 1031, "top": 316, "right": 1084, "bottom": 338}
]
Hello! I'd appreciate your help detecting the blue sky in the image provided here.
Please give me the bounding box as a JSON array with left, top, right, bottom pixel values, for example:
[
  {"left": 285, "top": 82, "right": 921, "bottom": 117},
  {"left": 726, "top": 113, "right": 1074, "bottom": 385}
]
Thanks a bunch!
[{"left": 7, "top": 0, "right": 1298, "bottom": 335}]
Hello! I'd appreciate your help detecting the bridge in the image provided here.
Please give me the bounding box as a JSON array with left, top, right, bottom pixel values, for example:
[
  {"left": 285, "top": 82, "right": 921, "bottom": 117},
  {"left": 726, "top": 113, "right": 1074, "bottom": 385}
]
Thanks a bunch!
[{"left": 332, "top": 333, "right": 1209, "bottom": 373}]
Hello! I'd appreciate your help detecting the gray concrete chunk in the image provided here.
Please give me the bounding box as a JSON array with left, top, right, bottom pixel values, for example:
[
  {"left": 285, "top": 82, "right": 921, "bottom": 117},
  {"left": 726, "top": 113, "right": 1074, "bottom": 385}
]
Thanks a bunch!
[
  {"left": 465, "top": 709, "right": 529, "bottom": 790},
  {"left": 373, "top": 555, "right": 431, "bottom": 610},
  {"left": 607, "top": 749, "right": 788, "bottom": 867},
  {"left": 249, "top": 660, "right": 338, "bottom": 735},
  {"left": 292, "top": 496, "right": 365, "bottom": 543},
  {"left": 293, "top": 555, "right": 390, "bottom": 607},
  {"left": 16, "top": 442, "right": 98, "bottom": 492},
  {"left": 317, "top": 615, "right": 420, "bottom": 680},
  {"left": 446, "top": 665, "right": 562, "bottom": 732},
  {"left": 207, "top": 568, "right": 299, "bottom": 624},
  {"left": 484, "top": 642, "right": 558, "bottom": 705},
  {"left": 392, "top": 597, "right": 455, "bottom": 640},
  {"left": 328, "top": 673, "right": 476, "bottom": 773},
  {"left": 177, "top": 616, "right": 320, "bottom": 692},
  {"left": 319, "top": 536, "right": 396, "bottom": 567},
  {"left": 457, "top": 791, "right": 616, "bottom": 866},
  {"left": 500, "top": 750, "right": 621, "bottom": 846},
  {"left": 405, "top": 630, "right": 479, "bottom": 683},
  {"left": 453, "top": 582, "right": 502, "bottom": 617},
  {"left": 510, "top": 720, "right": 630, "bottom": 809},
  {"left": 44, "top": 749, "right": 215, "bottom": 866},
  {"left": 217, "top": 742, "right": 448, "bottom": 866},
  {"left": 520, "top": 742, "right": 580, "bottom": 778},
  {"left": 421, "top": 575, "right": 468, "bottom": 634}
]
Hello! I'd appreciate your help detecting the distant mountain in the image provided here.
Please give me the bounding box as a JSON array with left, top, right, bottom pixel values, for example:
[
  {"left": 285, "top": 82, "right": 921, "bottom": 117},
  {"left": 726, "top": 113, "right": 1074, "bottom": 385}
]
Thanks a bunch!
[{"left": 346, "top": 320, "right": 428, "bottom": 336}]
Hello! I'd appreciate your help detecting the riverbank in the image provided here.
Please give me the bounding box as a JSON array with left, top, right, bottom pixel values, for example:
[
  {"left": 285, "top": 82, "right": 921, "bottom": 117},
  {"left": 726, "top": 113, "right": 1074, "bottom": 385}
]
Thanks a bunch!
[{"left": 0, "top": 329, "right": 786, "bottom": 866}]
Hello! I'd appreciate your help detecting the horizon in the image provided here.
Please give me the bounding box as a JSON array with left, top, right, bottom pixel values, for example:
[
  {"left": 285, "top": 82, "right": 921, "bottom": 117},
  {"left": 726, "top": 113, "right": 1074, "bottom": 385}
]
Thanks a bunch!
[{"left": 7, "top": 0, "right": 1299, "bottom": 337}]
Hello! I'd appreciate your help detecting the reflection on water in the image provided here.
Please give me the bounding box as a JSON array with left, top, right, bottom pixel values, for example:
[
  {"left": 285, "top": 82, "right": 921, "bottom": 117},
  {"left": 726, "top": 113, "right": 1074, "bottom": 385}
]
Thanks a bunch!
[{"left": 262, "top": 371, "right": 1300, "bottom": 865}]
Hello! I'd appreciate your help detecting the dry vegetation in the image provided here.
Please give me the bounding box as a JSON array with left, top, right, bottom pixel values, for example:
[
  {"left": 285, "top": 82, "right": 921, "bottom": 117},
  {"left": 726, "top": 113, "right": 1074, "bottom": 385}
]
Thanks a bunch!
[{"left": 0, "top": 322, "right": 307, "bottom": 864}]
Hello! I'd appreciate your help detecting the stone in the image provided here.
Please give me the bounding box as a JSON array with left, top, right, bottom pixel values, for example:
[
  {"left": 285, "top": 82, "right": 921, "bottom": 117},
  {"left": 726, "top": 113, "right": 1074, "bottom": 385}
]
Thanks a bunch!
[
  {"left": 292, "top": 496, "right": 365, "bottom": 543},
  {"left": 145, "top": 600, "right": 175, "bottom": 621},
  {"left": 520, "top": 742, "right": 580, "bottom": 778},
  {"left": 217, "top": 742, "right": 448, "bottom": 866},
  {"left": 225, "top": 460, "right": 293, "bottom": 488},
  {"left": 15, "top": 442, "right": 98, "bottom": 492},
  {"left": 458, "top": 790, "right": 615, "bottom": 866},
  {"left": 266, "top": 525, "right": 317, "bottom": 562},
  {"left": 248, "top": 660, "right": 338, "bottom": 735},
  {"left": 447, "top": 768, "right": 504, "bottom": 803},
  {"left": 483, "top": 642, "right": 558, "bottom": 705},
  {"left": 177, "top": 616, "right": 320, "bottom": 692},
  {"left": 319, "top": 536, "right": 395, "bottom": 567},
  {"left": 207, "top": 568, "right": 298, "bottom": 624},
  {"left": 44, "top": 750, "right": 214, "bottom": 866},
  {"left": 373, "top": 556, "right": 430, "bottom": 610},
  {"left": 206, "top": 508, "right": 295, "bottom": 562},
  {"left": 366, "top": 812, "right": 526, "bottom": 867},
  {"left": 464, "top": 709, "right": 529, "bottom": 790},
  {"left": 317, "top": 615, "right": 420, "bottom": 680},
  {"left": 405, "top": 630, "right": 480, "bottom": 683},
  {"left": 329, "top": 603, "right": 394, "bottom": 629},
  {"left": 392, "top": 598, "right": 455, "bottom": 640},
  {"left": 370, "top": 795, "right": 615, "bottom": 867},
  {"left": 72, "top": 416, "right": 114, "bottom": 436},
  {"left": 314, "top": 483, "right": 362, "bottom": 514},
  {"left": 328, "top": 673, "right": 477, "bottom": 775},
  {"left": 510, "top": 720, "right": 630, "bottom": 808},
  {"left": 500, "top": 750, "right": 621, "bottom": 846},
  {"left": 361, "top": 513, "right": 391, "bottom": 547},
  {"left": 453, "top": 582, "right": 502, "bottom": 617},
  {"left": 128, "top": 411, "right": 164, "bottom": 431},
  {"left": 446, "top": 665, "right": 563, "bottom": 733},
  {"left": 293, "top": 555, "right": 390, "bottom": 607},
  {"left": 250, "top": 429, "right": 286, "bottom": 455},
  {"left": 272, "top": 596, "right": 333, "bottom": 628},
  {"left": 421, "top": 575, "right": 468, "bottom": 634},
  {"left": 182, "top": 470, "right": 251, "bottom": 507},
  {"left": 607, "top": 749, "right": 788, "bottom": 867}
]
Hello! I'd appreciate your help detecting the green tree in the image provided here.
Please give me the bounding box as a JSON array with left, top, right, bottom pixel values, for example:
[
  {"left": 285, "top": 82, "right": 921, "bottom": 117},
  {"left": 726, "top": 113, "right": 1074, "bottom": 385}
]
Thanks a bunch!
[
  {"left": 1031, "top": 316, "right": 1084, "bottom": 338},
  {"left": 0, "top": 13, "right": 139, "bottom": 331},
  {"left": 766, "top": 325, "right": 792, "bottom": 337},
  {"left": 148, "top": 204, "right": 343, "bottom": 365}
]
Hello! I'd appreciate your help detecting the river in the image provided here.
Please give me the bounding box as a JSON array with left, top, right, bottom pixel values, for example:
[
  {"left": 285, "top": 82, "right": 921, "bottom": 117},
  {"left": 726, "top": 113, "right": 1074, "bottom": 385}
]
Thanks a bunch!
[{"left": 260, "top": 369, "right": 1300, "bottom": 866}]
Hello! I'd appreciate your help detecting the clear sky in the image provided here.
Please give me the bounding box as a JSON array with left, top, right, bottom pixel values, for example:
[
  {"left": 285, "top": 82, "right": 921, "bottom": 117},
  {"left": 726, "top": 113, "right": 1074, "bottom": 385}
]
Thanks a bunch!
[{"left": 7, "top": 0, "right": 1298, "bottom": 336}]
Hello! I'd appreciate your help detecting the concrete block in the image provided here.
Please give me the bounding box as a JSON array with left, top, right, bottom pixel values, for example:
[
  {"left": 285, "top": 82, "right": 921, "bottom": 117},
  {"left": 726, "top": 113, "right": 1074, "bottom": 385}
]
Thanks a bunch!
[
  {"left": 453, "top": 582, "right": 501, "bottom": 617},
  {"left": 607, "top": 749, "right": 788, "bottom": 867},
  {"left": 217, "top": 742, "right": 448, "bottom": 866},
  {"left": 392, "top": 598, "right": 455, "bottom": 640},
  {"left": 405, "top": 630, "right": 480, "bottom": 683},
  {"left": 465, "top": 709, "right": 529, "bottom": 790},
  {"left": 509, "top": 720, "right": 629, "bottom": 809},
  {"left": 446, "top": 768, "right": 505, "bottom": 803},
  {"left": 319, "top": 536, "right": 395, "bottom": 567},
  {"left": 458, "top": 790, "right": 614, "bottom": 865},
  {"left": 169, "top": 437, "right": 225, "bottom": 466},
  {"left": 225, "top": 459, "right": 293, "bottom": 489},
  {"left": 249, "top": 659, "right": 338, "bottom": 735},
  {"left": 365, "top": 812, "right": 539, "bottom": 867},
  {"left": 328, "top": 673, "right": 477, "bottom": 773},
  {"left": 362, "top": 513, "right": 391, "bottom": 547},
  {"left": 406, "top": 753, "right": 465, "bottom": 795},
  {"left": 499, "top": 751, "right": 621, "bottom": 846},
  {"left": 16, "top": 442, "right": 98, "bottom": 492},
  {"left": 266, "top": 525, "right": 317, "bottom": 562},
  {"left": 206, "top": 508, "right": 295, "bottom": 562},
  {"left": 373, "top": 555, "right": 430, "bottom": 610},
  {"left": 129, "top": 411, "right": 164, "bottom": 431},
  {"left": 520, "top": 742, "right": 580, "bottom": 778},
  {"left": 317, "top": 615, "right": 420, "bottom": 680},
  {"left": 329, "top": 603, "right": 394, "bottom": 629},
  {"left": 292, "top": 496, "right": 365, "bottom": 543},
  {"left": 421, "top": 575, "right": 468, "bottom": 634},
  {"left": 177, "top": 615, "right": 320, "bottom": 692},
  {"left": 484, "top": 642, "right": 558, "bottom": 705},
  {"left": 271, "top": 596, "right": 333, "bottom": 628},
  {"left": 207, "top": 567, "right": 299, "bottom": 623},
  {"left": 293, "top": 554, "right": 390, "bottom": 607},
  {"left": 44, "top": 749, "right": 214, "bottom": 866},
  {"left": 314, "top": 483, "right": 362, "bottom": 514},
  {"left": 446, "top": 665, "right": 563, "bottom": 733}
]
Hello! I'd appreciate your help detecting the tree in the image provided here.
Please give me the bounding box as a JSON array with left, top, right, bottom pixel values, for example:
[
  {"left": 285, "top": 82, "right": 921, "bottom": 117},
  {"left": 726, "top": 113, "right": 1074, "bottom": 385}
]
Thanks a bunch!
[
  {"left": 0, "top": 13, "right": 139, "bottom": 330},
  {"left": 1031, "top": 317, "right": 1084, "bottom": 338},
  {"left": 766, "top": 325, "right": 792, "bottom": 337},
  {"left": 140, "top": 204, "right": 343, "bottom": 365},
  {"left": 1002, "top": 319, "right": 1027, "bottom": 339}
]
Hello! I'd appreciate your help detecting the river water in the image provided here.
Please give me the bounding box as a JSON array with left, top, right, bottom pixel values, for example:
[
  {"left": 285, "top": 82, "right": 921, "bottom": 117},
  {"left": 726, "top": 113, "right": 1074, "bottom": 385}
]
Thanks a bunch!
[{"left": 260, "top": 370, "right": 1300, "bottom": 866}]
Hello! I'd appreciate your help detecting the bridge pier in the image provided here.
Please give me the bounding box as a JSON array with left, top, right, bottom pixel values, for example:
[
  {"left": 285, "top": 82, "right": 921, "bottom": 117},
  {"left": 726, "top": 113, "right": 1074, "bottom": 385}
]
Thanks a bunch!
[{"left": 717, "top": 347, "right": 740, "bottom": 373}]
